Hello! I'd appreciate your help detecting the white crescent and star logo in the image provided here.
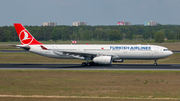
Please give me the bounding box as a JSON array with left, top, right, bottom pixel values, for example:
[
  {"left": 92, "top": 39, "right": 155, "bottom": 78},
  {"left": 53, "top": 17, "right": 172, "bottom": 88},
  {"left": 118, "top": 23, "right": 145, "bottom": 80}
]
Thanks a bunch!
[{"left": 19, "top": 29, "right": 33, "bottom": 45}]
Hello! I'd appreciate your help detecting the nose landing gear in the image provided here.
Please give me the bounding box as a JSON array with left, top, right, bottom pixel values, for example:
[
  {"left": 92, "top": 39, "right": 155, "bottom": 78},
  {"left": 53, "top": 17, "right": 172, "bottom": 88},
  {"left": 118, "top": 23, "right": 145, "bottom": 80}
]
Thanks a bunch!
[{"left": 153, "top": 59, "right": 157, "bottom": 66}]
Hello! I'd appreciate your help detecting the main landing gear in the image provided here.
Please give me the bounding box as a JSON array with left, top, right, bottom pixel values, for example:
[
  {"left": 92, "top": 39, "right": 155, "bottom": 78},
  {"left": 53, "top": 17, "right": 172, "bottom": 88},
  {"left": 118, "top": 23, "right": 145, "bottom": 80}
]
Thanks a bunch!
[
  {"left": 153, "top": 59, "right": 157, "bottom": 66},
  {"left": 82, "top": 62, "right": 96, "bottom": 66},
  {"left": 82, "top": 57, "right": 98, "bottom": 66}
]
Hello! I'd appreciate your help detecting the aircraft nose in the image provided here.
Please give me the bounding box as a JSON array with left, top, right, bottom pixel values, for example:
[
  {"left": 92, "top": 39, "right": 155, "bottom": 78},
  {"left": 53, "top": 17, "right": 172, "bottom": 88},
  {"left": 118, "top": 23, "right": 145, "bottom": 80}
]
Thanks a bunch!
[{"left": 170, "top": 51, "right": 173, "bottom": 55}]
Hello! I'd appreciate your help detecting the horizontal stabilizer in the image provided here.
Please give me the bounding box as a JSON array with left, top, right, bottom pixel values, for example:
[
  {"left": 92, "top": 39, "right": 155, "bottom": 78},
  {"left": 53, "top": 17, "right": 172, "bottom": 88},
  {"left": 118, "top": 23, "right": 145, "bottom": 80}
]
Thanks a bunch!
[{"left": 15, "top": 45, "right": 30, "bottom": 51}]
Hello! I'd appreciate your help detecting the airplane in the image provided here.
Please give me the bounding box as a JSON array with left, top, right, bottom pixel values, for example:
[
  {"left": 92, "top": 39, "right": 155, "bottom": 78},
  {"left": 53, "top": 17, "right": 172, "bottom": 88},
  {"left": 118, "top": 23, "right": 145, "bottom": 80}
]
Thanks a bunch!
[{"left": 14, "top": 23, "right": 173, "bottom": 66}]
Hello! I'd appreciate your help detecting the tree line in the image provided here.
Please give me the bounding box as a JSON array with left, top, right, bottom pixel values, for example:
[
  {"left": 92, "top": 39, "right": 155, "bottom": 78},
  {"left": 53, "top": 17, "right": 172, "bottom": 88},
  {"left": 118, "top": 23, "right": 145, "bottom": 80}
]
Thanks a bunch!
[{"left": 0, "top": 25, "right": 180, "bottom": 43}]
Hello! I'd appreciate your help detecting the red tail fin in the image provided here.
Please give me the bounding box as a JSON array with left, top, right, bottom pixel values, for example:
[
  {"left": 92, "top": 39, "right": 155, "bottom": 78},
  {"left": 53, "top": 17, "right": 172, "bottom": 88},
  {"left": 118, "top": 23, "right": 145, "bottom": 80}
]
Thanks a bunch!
[{"left": 14, "top": 23, "right": 43, "bottom": 45}]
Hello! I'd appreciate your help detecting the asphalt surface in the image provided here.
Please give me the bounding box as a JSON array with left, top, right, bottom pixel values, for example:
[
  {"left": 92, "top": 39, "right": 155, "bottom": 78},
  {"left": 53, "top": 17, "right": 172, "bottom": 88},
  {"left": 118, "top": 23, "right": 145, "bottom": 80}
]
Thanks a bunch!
[{"left": 0, "top": 64, "right": 180, "bottom": 70}]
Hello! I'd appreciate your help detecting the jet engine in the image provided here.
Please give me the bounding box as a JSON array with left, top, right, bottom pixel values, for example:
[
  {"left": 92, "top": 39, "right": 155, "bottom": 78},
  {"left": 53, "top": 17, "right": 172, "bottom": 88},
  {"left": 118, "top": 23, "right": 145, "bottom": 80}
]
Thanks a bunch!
[{"left": 93, "top": 56, "right": 112, "bottom": 64}]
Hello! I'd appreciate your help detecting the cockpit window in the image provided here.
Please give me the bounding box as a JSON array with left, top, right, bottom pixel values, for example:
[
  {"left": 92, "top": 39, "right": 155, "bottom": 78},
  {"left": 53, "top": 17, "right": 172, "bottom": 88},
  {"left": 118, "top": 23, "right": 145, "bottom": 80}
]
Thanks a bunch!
[{"left": 163, "top": 49, "right": 169, "bottom": 51}]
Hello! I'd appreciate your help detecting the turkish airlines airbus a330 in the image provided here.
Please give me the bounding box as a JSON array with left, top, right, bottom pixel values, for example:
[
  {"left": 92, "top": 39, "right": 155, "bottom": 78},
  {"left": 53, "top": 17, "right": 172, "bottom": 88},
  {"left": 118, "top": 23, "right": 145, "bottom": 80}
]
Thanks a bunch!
[{"left": 14, "top": 23, "right": 173, "bottom": 66}]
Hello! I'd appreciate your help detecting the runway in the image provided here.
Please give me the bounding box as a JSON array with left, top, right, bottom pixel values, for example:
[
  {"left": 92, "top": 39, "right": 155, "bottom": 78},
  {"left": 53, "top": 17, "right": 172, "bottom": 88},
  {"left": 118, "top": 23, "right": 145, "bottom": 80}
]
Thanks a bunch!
[{"left": 0, "top": 64, "right": 180, "bottom": 70}]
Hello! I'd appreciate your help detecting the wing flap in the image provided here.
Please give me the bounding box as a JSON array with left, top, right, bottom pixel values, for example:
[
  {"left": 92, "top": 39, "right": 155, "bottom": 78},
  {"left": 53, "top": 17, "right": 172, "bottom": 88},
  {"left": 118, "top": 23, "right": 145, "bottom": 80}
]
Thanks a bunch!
[{"left": 60, "top": 50, "right": 100, "bottom": 57}]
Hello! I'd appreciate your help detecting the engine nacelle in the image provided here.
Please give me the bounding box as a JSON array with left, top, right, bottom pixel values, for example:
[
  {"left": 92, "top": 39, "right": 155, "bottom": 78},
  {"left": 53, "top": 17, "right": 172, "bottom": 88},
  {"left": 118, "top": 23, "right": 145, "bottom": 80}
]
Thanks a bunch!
[{"left": 93, "top": 56, "right": 112, "bottom": 64}]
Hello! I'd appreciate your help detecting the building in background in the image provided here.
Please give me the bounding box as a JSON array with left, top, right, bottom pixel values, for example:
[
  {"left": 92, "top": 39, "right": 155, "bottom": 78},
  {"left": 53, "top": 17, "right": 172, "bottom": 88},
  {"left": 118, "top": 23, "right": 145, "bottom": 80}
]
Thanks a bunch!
[
  {"left": 144, "top": 21, "right": 157, "bottom": 26},
  {"left": 43, "top": 21, "right": 57, "bottom": 26},
  {"left": 144, "top": 21, "right": 151, "bottom": 26},
  {"left": 150, "top": 21, "right": 157, "bottom": 26},
  {"left": 73, "top": 21, "right": 87, "bottom": 26},
  {"left": 117, "top": 21, "right": 131, "bottom": 26}
]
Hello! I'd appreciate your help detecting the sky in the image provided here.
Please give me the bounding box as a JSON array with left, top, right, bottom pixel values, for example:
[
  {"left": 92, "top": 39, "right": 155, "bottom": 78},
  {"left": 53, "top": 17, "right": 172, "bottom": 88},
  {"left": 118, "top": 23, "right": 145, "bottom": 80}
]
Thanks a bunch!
[{"left": 0, "top": 0, "right": 180, "bottom": 26}]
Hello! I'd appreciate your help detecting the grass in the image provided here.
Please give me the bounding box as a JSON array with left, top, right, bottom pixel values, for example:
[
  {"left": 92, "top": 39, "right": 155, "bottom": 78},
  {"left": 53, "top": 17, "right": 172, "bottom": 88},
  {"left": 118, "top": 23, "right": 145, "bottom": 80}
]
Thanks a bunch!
[
  {"left": 0, "top": 52, "right": 179, "bottom": 64},
  {"left": 0, "top": 70, "right": 180, "bottom": 99},
  {"left": 0, "top": 98, "right": 174, "bottom": 101}
]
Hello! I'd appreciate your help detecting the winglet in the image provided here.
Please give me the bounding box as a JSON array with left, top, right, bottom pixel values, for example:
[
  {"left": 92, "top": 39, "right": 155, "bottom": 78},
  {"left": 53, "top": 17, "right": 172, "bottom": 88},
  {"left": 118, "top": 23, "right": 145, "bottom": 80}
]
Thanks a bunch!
[{"left": 14, "top": 23, "right": 43, "bottom": 45}]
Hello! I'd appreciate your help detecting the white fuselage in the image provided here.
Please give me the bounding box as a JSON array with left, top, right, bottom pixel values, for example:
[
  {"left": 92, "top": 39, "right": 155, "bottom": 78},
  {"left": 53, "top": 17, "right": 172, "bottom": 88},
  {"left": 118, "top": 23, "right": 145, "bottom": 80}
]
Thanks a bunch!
[{"left": 28, "top": 44, "right": 173, "bottom": 60}]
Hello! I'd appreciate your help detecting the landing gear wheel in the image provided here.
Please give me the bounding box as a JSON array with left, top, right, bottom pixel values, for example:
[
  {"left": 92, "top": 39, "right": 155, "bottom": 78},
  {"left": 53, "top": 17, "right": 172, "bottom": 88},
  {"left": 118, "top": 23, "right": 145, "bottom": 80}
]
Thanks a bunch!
[
  {"left": 86, "top": 62, "right": 90, "bottom": 66},
  {"left": 82, "top": 62, "right": 86, "bottom": 66},
  {"left": 153, "top": 59, "right": 157, "bottom": 66},
  {"left": 153, "top": 63, "right": 157, "bottom": 66}
]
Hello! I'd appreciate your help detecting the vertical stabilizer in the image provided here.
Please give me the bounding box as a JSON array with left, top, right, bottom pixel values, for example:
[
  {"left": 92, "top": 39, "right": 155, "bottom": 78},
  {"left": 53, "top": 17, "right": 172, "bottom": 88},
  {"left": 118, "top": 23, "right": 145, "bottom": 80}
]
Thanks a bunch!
[{"left": 14, "top": 23, "right": 43, "bottom": 45}]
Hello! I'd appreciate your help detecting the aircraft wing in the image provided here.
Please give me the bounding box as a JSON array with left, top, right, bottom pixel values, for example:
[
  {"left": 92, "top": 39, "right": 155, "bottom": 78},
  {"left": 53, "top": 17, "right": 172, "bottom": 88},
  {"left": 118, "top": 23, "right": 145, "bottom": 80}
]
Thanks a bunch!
[{"left": 51, "top": 49, "right": 117, "bottom": 57}]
